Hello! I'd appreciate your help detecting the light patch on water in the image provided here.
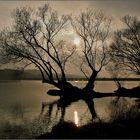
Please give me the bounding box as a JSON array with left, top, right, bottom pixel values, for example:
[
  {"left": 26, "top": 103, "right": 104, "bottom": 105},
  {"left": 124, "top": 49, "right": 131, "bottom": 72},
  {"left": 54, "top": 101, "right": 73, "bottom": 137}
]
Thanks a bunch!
[{"left": 74, "top": 110, "right": 79, "bottom": 127}]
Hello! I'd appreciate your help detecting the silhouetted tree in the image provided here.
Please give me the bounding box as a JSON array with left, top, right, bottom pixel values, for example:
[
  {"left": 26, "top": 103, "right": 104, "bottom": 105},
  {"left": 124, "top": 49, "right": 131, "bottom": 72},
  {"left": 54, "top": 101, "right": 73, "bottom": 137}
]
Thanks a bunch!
[
  {"left": 110, "top": 15, "right": 140, "bottom": 75},
  {"left": 71, "top": 10, "right": 111, "bottom": 118},
  {"left": 0, "top": 4, "right": 79, "bottom": 120},
  {"left": 0, "top": 4, "right": 76, "bottom": 85}
]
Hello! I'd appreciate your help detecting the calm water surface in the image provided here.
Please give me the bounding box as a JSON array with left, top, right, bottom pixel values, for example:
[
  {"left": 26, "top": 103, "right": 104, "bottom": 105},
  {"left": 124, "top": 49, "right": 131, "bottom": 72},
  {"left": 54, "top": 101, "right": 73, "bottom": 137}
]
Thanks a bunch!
[{"left": 0, "top": 80, "right": 139, "bottom": 124}]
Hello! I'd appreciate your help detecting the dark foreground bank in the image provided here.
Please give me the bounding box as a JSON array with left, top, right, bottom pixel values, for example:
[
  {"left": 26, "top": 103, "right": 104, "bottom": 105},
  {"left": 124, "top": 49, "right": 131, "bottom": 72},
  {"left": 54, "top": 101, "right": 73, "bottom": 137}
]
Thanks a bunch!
[{"left": 36, "top": 118, "right": 140, "bottom": 139}]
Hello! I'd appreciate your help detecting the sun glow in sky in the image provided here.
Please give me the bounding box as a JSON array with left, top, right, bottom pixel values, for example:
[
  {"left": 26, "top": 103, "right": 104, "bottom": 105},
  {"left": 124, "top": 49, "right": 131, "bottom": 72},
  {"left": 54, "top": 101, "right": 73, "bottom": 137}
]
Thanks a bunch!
[{"left": 73, "top": 37, "right": 81, "bottom": 46}]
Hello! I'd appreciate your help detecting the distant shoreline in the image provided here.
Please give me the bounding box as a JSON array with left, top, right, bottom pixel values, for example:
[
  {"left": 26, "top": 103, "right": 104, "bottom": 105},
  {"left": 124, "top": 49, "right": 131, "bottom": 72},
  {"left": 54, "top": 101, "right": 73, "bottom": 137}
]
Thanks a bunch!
[
  {"left": 0, "top": 69, "right": 140, "bottom": 82},
  {"left": 0, "top": 78, "right": 140, "bottom": 82}
]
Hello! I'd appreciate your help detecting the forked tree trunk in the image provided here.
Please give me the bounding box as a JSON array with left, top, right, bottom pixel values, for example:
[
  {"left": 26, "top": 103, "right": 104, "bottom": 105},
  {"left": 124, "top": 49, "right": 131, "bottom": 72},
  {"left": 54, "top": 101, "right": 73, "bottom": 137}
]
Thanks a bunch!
[{"left": 83, "top": 70, "right": 98, "bottom": 92}]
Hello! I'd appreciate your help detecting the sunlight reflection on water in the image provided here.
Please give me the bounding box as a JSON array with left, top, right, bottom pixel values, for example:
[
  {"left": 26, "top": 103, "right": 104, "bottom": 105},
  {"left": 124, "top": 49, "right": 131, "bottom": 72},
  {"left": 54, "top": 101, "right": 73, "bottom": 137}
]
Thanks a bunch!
[{"left": 74, "top": 110, "right": 79, "bottom": 127}]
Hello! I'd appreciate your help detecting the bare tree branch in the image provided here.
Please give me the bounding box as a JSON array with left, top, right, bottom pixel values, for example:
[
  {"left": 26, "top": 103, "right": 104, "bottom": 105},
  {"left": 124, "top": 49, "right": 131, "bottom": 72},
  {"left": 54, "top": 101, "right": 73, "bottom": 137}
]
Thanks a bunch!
[
  {"left": 72, "top": 10, "right": 111, "bottom": 90},
  {"left": 110, "top": 15, "right": 140, "bottom": 75}
]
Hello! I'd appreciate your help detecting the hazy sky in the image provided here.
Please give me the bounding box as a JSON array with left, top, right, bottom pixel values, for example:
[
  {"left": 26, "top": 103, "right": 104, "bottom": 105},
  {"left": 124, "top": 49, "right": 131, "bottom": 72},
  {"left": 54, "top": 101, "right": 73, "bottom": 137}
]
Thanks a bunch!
[
  {"left": 0, "top": 0, "right": 139, "bottom": 28},
  {"left": 0, "top": 0, "right": 139, "bottom": 76}
]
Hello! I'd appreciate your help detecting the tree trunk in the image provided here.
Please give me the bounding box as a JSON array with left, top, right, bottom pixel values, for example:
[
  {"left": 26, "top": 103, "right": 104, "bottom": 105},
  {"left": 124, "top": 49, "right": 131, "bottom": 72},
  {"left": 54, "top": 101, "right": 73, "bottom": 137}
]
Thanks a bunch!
[
  {"left": 84, "top": 99, "right": 97, "bottom": 119},
  {"left": 82, "top": 70, "right": 98, "bottom": 119},
  {"left": 83, "top": 70, "right": 98, "bottom": 92}
]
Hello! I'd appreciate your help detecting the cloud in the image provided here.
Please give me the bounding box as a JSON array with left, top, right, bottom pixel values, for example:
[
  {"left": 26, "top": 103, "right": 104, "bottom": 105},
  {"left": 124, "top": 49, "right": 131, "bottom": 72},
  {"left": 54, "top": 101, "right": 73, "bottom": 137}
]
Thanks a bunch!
[
  {"left": 0, "top": 0, "right": 139, "bottom": 28},
  {"left": 88, "top": 0, "right": 140, "bottom": 17}
]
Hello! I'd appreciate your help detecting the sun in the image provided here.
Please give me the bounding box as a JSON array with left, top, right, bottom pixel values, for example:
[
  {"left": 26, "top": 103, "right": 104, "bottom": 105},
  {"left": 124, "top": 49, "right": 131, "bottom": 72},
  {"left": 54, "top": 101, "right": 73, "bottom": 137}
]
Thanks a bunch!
[{"left": 73, "top": 37, "right": 81, "bottom": 46}]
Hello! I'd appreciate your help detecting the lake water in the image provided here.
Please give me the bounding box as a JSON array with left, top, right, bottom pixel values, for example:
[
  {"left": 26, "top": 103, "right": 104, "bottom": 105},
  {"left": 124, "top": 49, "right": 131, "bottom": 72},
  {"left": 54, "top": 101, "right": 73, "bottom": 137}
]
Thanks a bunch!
[
  {"left": 0, "top": 80, "right": 139, "bottom": 125},
  {"left": 0, "top": 80, "right": 139, "bottom": 138}
]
